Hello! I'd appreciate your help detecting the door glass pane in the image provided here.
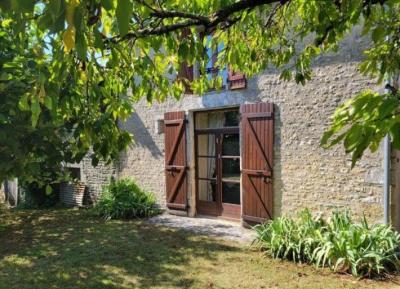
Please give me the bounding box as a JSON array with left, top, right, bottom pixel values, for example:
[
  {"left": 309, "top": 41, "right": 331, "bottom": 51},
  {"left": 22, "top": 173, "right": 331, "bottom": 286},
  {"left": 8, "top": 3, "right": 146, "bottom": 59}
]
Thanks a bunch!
[
  {"left": 222, "top": 134, "right": 239, "bottom": 156},
  {"left": 222, "top": 182, "right": 240, "bottom": 205},
  {"left": 222, "top": 158, "right": 240, "bottom": 181},
  {"left": 196, "top": 111, "right": 225, "bottom": 129},
  {"left": 197, "top": 134, "right": 215, "bottom": 156},
  {"left": 223, "top": 110, "right": 239, "bottom": 127},
  {"left": 197, "top": 157, "right": 217, "bottom": 179},
  {"left": 195, "top": 109, "right": 239, "bottom": 129},
  {"left": 198, "top": 179, "right": 217, "bottom": 202}
]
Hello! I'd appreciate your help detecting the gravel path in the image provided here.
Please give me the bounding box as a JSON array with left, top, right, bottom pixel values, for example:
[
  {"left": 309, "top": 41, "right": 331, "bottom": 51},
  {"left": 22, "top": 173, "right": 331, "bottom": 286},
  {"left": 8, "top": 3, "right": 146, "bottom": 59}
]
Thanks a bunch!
[{"left": 147, "top": 213, "right": 256, "bottom": 243}]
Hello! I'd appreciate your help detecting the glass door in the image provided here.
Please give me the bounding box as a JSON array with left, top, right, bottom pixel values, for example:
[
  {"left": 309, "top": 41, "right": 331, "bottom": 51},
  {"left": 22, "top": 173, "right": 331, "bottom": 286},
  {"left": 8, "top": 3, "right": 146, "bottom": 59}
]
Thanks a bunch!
[
  {"left": 196, "top": 132, "right": 241, "bottom": 219},
  {"left": 196, "top": 133, "right": 219, "bottom": 216},
  {"left": 220, "top": 133, "right": 241, "bottom": 219}
]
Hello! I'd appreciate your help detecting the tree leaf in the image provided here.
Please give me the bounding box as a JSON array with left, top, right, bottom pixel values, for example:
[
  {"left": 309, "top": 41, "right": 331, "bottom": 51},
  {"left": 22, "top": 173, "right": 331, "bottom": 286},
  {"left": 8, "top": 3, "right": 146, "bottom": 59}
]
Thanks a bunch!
[
  {"left": 45, "top": 184, "right": 53, "bottom": 195},
  {"left": 18, "top": 93, "right": 30, "bottom": 111},
  {"left": 372, "top": 25, "right": 385, "bottom": 43},
  {"left": 101, "top": 0, "right": 114, "bottom": 10},
  {"left": 13, "top": 0, "right": 36, "bottom": 13},
  {"left": 44, "top": 95, "right": 53, "bottom": 110},
  {"left": 31, "top": 96, "right": 41, "bottom": 128},
  {"left": 116, "top": 0, "right": 132, "bottom": 37},
  {"left": 63, "top": 25, "right": 76, "bottom": 52}
]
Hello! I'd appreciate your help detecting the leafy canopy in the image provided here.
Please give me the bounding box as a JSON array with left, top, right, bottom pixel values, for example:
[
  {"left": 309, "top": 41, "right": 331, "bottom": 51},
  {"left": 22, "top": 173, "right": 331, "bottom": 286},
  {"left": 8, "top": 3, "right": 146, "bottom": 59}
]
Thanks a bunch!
[{"left": 0, "top": 0, "right": 399, "bottom": 185}]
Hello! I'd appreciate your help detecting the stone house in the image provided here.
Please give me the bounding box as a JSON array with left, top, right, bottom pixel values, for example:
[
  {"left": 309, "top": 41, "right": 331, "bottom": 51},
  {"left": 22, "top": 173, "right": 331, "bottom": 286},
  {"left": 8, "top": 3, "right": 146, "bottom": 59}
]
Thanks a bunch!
[{"left": 73, "top": 27, "right": 400, "bottom": 227}]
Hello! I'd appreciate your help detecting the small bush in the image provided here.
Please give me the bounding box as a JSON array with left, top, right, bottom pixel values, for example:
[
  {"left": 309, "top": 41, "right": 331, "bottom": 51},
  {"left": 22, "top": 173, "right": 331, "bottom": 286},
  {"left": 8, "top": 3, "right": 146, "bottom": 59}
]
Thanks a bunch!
[
  {"left": 94, "top": 178, "right": 161, "bottom": 220},
  {"left": 254, "top": 210, "right": 400, "bottom": 278},
  {"left": 17, "top": 183, "right": 59, "bottom": 209}
]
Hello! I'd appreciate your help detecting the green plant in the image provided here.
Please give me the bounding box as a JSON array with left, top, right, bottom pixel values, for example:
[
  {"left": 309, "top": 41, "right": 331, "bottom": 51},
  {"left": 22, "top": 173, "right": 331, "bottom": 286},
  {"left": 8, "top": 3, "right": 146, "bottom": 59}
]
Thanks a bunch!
[
  {"left": 1, "top": 1, "right": 400, "bottom": 185},
  {"left": 254, "top": 210, "right": 325, "bottom": 263},
  {"left": 94, "top": 178, "right": 161, "bottom": 220},
  {"left": 16, "top": 183, "right": 60, "bottom": 210},
  {"left": 254, "top": 210, "right": 400, "bottom": 278}
]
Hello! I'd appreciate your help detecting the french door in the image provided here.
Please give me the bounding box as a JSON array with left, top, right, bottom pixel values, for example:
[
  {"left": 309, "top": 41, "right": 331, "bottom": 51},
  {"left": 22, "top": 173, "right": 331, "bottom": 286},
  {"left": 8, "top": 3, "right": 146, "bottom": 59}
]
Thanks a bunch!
[{"left": 195, "top": 130, "right": 241, "bottom": 220}]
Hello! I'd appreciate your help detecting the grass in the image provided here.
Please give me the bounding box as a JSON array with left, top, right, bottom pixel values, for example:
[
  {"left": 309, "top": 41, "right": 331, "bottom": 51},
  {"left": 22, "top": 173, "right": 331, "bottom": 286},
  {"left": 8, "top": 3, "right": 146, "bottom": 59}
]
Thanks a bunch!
[{"left": 0, "top": 208, "right": 399, "bottom": 289}]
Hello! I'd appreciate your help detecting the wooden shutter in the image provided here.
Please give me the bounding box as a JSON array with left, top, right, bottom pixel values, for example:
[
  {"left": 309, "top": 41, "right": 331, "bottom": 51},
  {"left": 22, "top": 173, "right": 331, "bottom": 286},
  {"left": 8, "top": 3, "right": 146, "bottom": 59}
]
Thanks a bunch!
[
  {"left": 164, "top": 111, "right": 188, "bottom": 210},
  {"left": 241, "top": 103, "right": 274, "bottom": 223},
  {"left": 228, "top": 67, "right": 246, "bottom": 90}
]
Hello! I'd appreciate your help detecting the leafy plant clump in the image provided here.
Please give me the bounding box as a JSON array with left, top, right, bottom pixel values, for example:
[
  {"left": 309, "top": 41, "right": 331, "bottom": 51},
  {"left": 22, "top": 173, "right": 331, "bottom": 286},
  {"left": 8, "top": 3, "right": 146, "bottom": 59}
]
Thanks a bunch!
[
  {"left": 95, "top": 178, "right": 161, "bottom": 220},
  {"left": 254, "top": 210, "right": 400, "bottom": 278}
]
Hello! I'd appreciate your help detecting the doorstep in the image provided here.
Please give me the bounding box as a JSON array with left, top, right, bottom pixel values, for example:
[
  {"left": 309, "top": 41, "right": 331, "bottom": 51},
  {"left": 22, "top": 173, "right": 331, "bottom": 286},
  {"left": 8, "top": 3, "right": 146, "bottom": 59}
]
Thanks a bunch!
[{"left": 147, "top": 213, "right": 255, "bottom": 243}]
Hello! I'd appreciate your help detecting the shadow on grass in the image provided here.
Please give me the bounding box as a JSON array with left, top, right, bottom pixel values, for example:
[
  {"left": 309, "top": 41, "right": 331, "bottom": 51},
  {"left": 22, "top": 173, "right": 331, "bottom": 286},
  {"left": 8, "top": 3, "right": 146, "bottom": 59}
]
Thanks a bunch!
[{"left": 0, "top": 209, "right": 241, "bottom": 289}]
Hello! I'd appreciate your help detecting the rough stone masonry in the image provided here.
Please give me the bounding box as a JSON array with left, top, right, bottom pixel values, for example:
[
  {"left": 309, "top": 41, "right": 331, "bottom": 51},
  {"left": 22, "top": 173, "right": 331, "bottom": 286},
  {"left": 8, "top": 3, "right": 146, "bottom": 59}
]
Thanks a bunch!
[{"left": 83, "top": 26, "right": 387, "bottom": 223}]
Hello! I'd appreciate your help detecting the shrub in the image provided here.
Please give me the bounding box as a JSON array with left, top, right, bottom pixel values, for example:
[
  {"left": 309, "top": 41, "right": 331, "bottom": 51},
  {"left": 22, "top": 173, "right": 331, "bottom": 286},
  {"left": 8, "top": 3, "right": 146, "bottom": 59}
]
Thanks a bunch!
[
  {"left": 94, "top": 178, "right": 161, "bottom": 220},
  {"left": 254, "top": 210, "right": 400, "bottom": 278},
  {"left": 17, "top": 183, "right": 59, "bottom": 209}
]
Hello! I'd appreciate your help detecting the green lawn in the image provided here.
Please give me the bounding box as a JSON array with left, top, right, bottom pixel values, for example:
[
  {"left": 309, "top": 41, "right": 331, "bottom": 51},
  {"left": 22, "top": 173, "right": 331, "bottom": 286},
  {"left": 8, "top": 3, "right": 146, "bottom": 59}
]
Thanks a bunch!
[{"left": 0, "top": 208, "right": 399, "bottom": 289}]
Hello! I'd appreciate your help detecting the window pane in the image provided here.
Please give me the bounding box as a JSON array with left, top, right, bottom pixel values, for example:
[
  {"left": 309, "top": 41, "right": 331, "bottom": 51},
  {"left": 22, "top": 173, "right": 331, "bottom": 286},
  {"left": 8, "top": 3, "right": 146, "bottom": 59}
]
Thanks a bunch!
[
  {"left": 223, "top": 111, "right": 239, "bottom": 127},
  {"left": 222, "top": 134, "right": 239, "bottom": 156},
  {"left": 195, "top": 110, "right": 239, "bottom": 129},
  {"left": 197, "top": 157, "right": 217, "bottom": 179},
  {"left": 222, "top": 182, "right": 240, "bottom": 205},
  {"left": 222, "top": 158, "right": 240, "bottom": 181},
  {"left": 198, "top": 179, "right": 217, "bottom": 202},
  {"left": 196, "top": 111, "right": 225, "bottom": 129},
  {"left": 197, "top": 134, "right": 215, "bottom": 156}
]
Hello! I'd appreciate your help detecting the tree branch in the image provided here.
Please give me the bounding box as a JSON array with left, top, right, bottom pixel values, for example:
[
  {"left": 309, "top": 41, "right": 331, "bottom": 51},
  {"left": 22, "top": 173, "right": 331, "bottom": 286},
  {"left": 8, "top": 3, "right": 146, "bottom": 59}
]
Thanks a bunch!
[
  {"left": 150, "top": 10, "right": 210, "bottom": 23},
  {"left": 107, "top": 0, "right": 285, "bottom": 43},
  {"left": 107, "top": 0, "right": 388, "bottom": 44}
]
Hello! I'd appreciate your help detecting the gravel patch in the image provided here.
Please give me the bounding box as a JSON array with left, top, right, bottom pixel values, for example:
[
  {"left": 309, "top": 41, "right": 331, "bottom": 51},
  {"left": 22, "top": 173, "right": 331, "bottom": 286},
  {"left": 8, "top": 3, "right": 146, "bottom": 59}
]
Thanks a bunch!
[{"left": 147, "top": 213, "right": 256, "bottom": 243}]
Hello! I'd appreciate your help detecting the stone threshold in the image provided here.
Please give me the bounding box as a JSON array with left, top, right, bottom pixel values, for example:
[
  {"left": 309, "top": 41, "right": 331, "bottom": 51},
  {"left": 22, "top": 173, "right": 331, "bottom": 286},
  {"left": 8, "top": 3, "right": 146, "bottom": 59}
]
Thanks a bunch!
[{"left": 147, "top": 213, "right": 256, "bottom": 243}]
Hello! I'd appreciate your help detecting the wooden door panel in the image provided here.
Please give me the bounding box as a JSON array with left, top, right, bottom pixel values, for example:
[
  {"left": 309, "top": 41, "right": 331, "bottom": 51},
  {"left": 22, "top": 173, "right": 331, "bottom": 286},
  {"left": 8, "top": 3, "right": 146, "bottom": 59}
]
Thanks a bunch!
[
  {"left": 164, "top": 111, "right": 187, "bottom": 210},
  {"left": 240, "top": 102, "right": 274, "bottom": 223}
]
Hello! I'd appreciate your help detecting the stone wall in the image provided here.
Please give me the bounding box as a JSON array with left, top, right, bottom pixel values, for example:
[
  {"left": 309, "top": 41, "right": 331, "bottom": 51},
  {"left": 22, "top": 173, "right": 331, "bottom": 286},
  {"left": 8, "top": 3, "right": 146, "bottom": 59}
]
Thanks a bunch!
[
  {"left": 117, "top": 61, "right": 384, "bottom": 221},
  {"left": 81, "top": 156, "right": 117, "bottom": 204},
  {"left": 93, "top": 27, "right": 386, "bottom": 222}
]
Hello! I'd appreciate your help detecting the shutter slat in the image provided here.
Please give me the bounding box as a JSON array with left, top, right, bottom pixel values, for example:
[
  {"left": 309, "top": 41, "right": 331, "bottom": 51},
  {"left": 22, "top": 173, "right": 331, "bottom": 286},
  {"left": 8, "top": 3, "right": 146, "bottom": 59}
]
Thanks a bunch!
[
  {"left": 240, "top": 103, "right": 274, "bottom": 224},
  {"left": 228, "top": 66, "right": 246, "bottom": 90},
  {"left": 164, "top": 111, "right": 188, "bottom": 211}
]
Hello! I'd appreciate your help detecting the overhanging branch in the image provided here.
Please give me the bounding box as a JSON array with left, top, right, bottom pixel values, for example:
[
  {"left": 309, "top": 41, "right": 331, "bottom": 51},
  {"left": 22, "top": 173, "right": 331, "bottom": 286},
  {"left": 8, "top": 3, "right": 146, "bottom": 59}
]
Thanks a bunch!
[
  {"left": 108, "top": 0, "right": 284, "bottom": 43},
  {"left": 106, "top": 0, "right": 388, "bottom": 44}
]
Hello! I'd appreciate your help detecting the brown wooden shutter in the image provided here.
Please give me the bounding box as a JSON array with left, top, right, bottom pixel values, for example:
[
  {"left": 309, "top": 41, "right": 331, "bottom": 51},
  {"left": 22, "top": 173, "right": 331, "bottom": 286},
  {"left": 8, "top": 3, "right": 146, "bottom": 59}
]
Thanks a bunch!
[
  {"left": 240, "top": 102, "right": 274, "bottom": 223},
  {"left": 164, "top": 111, "right": 188, "bottom": 210},
  {"left": 228, "top": 67, "right": 246, "bottom": 90}
]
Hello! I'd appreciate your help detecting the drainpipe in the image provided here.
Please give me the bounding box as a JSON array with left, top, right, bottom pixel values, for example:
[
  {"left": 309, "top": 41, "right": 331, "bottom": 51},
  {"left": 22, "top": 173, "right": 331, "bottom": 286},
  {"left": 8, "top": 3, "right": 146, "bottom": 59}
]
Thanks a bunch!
[
  {"left": 382, "top": 71, "right": 400, "bottom": 225},
  {"left": 383, "top": 134, "right": 390, "bottom": 225}
]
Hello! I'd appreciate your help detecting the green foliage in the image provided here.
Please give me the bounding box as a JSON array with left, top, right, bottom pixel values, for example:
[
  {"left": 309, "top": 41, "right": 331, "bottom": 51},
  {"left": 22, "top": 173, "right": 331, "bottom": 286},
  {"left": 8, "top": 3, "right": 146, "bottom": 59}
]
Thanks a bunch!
[
  {"left": 94, "top": 178, "right": 161, "bottom": 220},
  {"left": 321, "top": 90, "right": 400, "bottom": 167},
  {"left": 16, "top": 183, "right": 59, "bottom": 209},
  {"left": 0, "top": 13, "right": 132, "bottom": 186},
  {"left": 254, "top": 210, "right": 400, "bottom": 278},
  {"left": 0, "top": 0, "right": 399, "bottom": 182}
]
